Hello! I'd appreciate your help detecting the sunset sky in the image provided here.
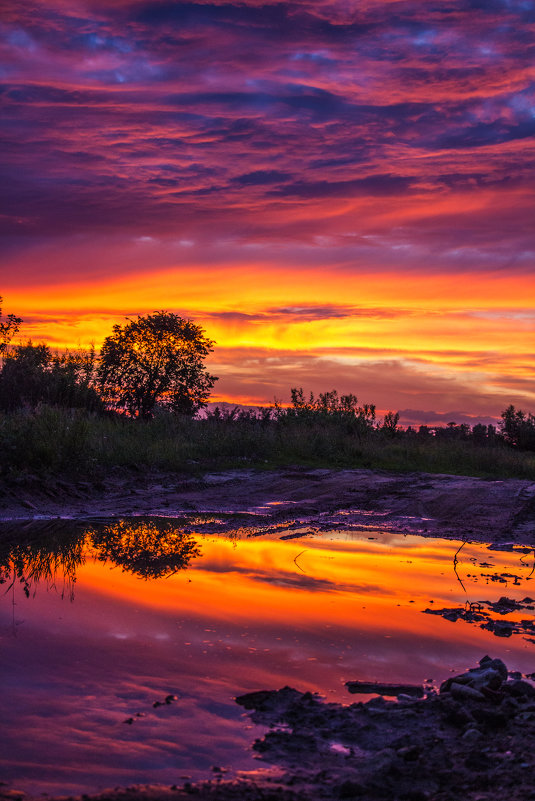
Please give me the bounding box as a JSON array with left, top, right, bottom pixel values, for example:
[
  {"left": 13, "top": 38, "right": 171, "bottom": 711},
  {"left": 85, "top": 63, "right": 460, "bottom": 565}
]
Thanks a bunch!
[{"left": 1, "top": 0, "right": 534, "bottom": 424}]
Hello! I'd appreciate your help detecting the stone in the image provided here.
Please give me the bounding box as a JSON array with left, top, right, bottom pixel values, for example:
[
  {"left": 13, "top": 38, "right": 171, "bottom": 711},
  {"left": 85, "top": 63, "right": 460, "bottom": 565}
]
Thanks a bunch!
[
  {"left": 461, "top": 727, "right": 481, "bottom": 743},
  {"left": 505, "top": 679, "right": 535, "bottom": 698},
  {"left": 449, "top": 683, "right": 485, "bottom": 702}
]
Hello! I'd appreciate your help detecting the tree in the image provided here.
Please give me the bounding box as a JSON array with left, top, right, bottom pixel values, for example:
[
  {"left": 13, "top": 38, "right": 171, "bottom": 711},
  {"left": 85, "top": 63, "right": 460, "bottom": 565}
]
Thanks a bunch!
[
  {"left": 97, "top": 311, "right": 218, "bottom": 419},
  {"left": 0, "top": 342, "right": 103, "bottom": 412},
  {"left": 0, "top": 296, "right": 22, "bottom": 354},
  {"left": 381, "top": 410, "right": 400, "bottom": 436},
  {"left": 274, "top": 387, "right": 376, "bottom": 438},
  {"left": 500, "top": 404, "right": 535, "bottom": 451}
]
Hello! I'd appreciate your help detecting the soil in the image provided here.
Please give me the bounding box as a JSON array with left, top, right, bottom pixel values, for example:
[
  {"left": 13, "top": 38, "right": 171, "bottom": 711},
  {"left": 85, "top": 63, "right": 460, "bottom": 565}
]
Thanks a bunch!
[
  {"left": 2, "top": 467, "right": 535, "bottom": 801},
  {"left": 1, "top": 466, "right": 534, "bottom": 544}
]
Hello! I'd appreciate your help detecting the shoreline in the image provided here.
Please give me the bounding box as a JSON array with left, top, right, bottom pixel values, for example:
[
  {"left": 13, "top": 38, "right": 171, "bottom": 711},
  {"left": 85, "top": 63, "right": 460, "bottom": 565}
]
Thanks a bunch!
[
  {"left": 1, "top": 466, "right": 534, "bottom": 545},
  {"left": 8, "top": 656, "right": 535, "bottom": 801}
]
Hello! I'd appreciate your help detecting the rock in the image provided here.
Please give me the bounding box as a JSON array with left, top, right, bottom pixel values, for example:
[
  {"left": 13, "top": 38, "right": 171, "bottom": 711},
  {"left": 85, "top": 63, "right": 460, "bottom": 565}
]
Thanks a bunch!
[
  {"left": 504, "top": 679, "right": 535, "bottom": 698},
  {"left": 440, "top": 656, "right": 507, "bottom": 695},
  {"left": 235, "top": 690, "right": 278, "bottom": 710},
  {"left": 336, "top": 780, "right": 365, "bottom": 798},
  {"left": 20, "top": 499, "right": 37, "bottom": 510},
  {"left": 449, "top": 683, "right": 485, "bottom": 702},
  {"left": 461, "top": 727, "right": 481, "bottom": 742},
  {"left": 481, "top": 620, "right": 515, "bottom": 637},
  {"left": 472, "top": 707, "right": 508, "bottom": 728},
  {"left": 479, "top": 655, "right": 508, "bottom": 679},
  {"left": 396, "top": 745, "right": 420, "bottom": 761},
  {"left": 439, "top": 697, "right": 475, "bottom": 726}
]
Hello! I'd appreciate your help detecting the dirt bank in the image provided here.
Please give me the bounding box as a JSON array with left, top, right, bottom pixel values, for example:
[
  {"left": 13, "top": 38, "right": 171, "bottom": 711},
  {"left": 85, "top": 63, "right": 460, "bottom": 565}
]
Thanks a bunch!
[{"left": 1, "top": 467, "right": 534, "bottom": 544}]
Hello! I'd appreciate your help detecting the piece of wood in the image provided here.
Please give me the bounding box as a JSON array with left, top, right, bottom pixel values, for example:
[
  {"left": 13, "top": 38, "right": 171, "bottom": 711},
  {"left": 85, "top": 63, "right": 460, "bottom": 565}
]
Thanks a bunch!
[{"left": 345, "top": 681, "right": 424, "bottom": 697}]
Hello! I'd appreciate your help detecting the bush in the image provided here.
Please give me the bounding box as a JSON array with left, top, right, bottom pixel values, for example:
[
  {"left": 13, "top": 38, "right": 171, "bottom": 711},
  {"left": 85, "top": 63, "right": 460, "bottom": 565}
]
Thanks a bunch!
[{"left": 0, "top": 343, "right": 103, "bottom": 413}]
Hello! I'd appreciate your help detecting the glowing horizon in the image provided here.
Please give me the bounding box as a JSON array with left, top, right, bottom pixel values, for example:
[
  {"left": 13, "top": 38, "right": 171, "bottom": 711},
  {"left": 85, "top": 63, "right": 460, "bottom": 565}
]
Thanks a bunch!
[{"left": 1, "top": 0, "right": 534, "bottom": 423}]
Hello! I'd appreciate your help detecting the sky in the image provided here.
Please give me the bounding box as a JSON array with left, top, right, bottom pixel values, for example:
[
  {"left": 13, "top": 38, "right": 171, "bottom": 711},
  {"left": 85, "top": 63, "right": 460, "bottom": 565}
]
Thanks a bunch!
[{"left": 1, "top": 0, "right": 534, "bottom": 424}]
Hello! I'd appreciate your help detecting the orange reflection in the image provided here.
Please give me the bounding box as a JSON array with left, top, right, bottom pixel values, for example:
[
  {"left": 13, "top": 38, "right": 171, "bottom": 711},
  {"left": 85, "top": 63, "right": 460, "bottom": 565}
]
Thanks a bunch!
[{"left": 78, "top": 533, "right": 535, "bottom": 668}]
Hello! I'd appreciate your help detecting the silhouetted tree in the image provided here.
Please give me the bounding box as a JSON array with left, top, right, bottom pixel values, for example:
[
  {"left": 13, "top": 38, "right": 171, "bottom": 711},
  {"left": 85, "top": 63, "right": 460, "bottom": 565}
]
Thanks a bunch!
[
  {"left": 500, "top": 405, "right": 535, "bottom": 451},
  {"left": 97, "top": 311, "right": 217, "bottom": 419},
  {"left": 471, "top": 423, "right": 488, "bottom": 445},
  {"left": 278, "top": 388, "right": 376, "bottom": 424},
  {"left": 381, "top": 410, "right": 400, "bottom": 436},
  {"left": 0, "top": 342, "right": 102, "bottom": 412},
  {"left": 0, "top": 296, "right": 22, "bottom": 354}
]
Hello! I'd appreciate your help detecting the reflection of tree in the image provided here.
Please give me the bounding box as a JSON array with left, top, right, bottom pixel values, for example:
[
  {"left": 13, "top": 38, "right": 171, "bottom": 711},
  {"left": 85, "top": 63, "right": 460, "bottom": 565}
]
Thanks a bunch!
[
  {"left": 0, "top": 524, "right": 87, "bottom": 602},
  {"left": 0, "top": 518, "right": 201, "bottom": 613},
  {"left": 90, "top": 520, "right": 201, "bottom": 579}
]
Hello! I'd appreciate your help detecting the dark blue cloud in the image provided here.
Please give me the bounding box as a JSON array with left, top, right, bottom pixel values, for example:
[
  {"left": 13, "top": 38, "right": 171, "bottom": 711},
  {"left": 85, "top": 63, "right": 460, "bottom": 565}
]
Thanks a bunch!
[
  {"left": 1, "top": 0, "right": 534, "bottom": 262},
  {"left": 437, "top": 118, "right": 535, "bottom": 149},
  {"left": 268, "top": 174, "right": 414, "bottom": 199},
  {"left": 232, "top": 170, "right": 294, "bottom": 186}
]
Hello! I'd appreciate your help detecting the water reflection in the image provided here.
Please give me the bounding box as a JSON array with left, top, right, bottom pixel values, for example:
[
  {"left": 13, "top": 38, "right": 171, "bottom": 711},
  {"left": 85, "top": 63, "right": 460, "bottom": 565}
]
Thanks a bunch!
[
  {"left": 2, "top": 522, "right": 535, "bottom": 796},
  {"left": 0, "top": 519, "right": 202, "bottom": 600},
  {"left": 0, "top": 521, "right": 86, "bottom": 601},
  {"left": 90, "top": 520, "right": 201, "bottom": 580}
]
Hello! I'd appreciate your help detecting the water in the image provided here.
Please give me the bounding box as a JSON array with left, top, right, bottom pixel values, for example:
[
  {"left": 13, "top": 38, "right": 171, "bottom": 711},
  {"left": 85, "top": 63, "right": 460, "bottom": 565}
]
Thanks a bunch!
[{"left": 1, "top": 519, "right": 535, "bottom": 795}]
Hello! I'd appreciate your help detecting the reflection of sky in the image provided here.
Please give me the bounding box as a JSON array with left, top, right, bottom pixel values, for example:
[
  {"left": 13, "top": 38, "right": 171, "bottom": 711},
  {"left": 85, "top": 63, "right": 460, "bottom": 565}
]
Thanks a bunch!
[{"left": 2, "top": 530, "right": 535, "bottom": 795}]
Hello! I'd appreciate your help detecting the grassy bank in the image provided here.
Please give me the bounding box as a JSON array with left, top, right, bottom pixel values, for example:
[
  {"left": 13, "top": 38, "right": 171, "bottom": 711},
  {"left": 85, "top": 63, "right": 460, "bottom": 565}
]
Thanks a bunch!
[{"left": 1, "top": 406, "right": 534, "bottom": 481}]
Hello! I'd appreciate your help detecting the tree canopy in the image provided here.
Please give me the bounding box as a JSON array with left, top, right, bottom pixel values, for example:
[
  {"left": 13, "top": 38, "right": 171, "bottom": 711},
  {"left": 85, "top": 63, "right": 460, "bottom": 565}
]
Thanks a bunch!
[
  {"left": 0, "top": 342, "right": 103, "bottom": 413},
  {"left": 0, "top": 296, "right": 22, "bottom": 354},
  {"left": 97, "top": 311, "right": 218, "bottom": 418}
]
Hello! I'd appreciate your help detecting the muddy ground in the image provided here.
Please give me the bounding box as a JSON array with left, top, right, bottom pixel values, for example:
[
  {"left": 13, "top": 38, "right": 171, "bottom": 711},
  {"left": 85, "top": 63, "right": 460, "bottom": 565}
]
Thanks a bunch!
[
  {"left": 9, "top": 655, "right": 535, "bottom": 801},
  {"left": 1, "top": 466, "right": 535, "bottom": 544},
  {"left": 2, "top": 467, "right": 535, "bottom": 801}
]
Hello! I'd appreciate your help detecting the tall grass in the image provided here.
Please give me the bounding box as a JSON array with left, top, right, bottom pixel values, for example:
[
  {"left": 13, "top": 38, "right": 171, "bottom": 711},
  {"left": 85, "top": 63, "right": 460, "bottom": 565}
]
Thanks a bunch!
[{"left": 1, "top": 405, "right": 534, "bottom": 480}]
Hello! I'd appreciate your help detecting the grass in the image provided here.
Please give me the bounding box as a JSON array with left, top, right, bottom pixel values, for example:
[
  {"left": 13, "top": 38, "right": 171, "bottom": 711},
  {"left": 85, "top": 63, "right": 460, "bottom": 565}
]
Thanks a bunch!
[{"left": 1, "top": 405, "right": 534, "bottom": 481}]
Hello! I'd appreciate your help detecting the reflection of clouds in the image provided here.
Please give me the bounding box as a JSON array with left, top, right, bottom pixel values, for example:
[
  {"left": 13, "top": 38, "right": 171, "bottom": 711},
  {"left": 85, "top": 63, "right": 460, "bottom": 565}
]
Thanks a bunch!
[
  {"left": 4, "top": 527, "right": 535, "bottom": 794},
  {"left": 196, "top": 560, "right": 390, "bottom": 595}
]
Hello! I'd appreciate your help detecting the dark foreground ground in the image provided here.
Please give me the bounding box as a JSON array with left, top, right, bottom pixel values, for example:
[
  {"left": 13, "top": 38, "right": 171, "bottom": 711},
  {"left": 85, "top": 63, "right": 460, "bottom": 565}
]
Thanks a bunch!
[
  {"left": 1, "top": 466, "right": 535, "bottom": 544},
  {"left": 11, "top": 656, "right": 535, "bottom": 801},
  {"left": 2, "top": 468, "right": 535, "bottom": 801}
]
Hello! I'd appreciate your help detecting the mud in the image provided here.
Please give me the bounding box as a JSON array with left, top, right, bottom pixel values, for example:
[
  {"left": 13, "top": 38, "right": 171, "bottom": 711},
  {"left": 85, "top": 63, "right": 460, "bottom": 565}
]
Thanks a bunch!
[
  {"left": 14, "top": 656, "right": 535, "bottom": 801},
  {"left": 1, "top": 467, "right": 534, "bottom": 544}
]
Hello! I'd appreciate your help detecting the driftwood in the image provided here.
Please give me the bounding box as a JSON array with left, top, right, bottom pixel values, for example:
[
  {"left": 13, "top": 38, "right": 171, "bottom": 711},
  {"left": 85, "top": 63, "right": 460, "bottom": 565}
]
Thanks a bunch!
[{"left": 345, "top": 681, "right": 424, "bottom": 697}]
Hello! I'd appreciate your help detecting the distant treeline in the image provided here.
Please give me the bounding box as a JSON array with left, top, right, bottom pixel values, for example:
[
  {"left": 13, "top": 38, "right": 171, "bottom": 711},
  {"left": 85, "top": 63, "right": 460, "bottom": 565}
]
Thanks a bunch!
[
  {"left": 208, "top": 390, "right": 535, "bottom": 452},
  {"left": 0, "top": 343, "right": 534, "bottom": 451},
  {"left": 0, "top": 298, "right": 534, "bottom": 480}
]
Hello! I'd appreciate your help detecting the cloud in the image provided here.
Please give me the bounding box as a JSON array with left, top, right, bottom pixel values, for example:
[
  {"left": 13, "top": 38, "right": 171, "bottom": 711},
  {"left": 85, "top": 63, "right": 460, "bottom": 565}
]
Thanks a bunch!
[
  {"left": 208, "top": 346, "right": 535, "bottom": 417},
  {"left": 2, "top": 0, "right": 534, "bottom": 253},
  {"left": 1, "top": 0, "right": 534, "bottom": 417},
  {"left": 397, "top": 409, "right": 502, "bottom": 427},
  {"left": 205, "top": 305, "right": 405, "bottom": 323}
]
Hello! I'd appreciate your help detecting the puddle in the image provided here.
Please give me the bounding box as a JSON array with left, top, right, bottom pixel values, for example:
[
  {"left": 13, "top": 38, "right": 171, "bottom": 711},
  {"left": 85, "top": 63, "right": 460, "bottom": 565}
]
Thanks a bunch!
[{"left": 1, "top": 520, "right": 535, "bottom": 796}]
